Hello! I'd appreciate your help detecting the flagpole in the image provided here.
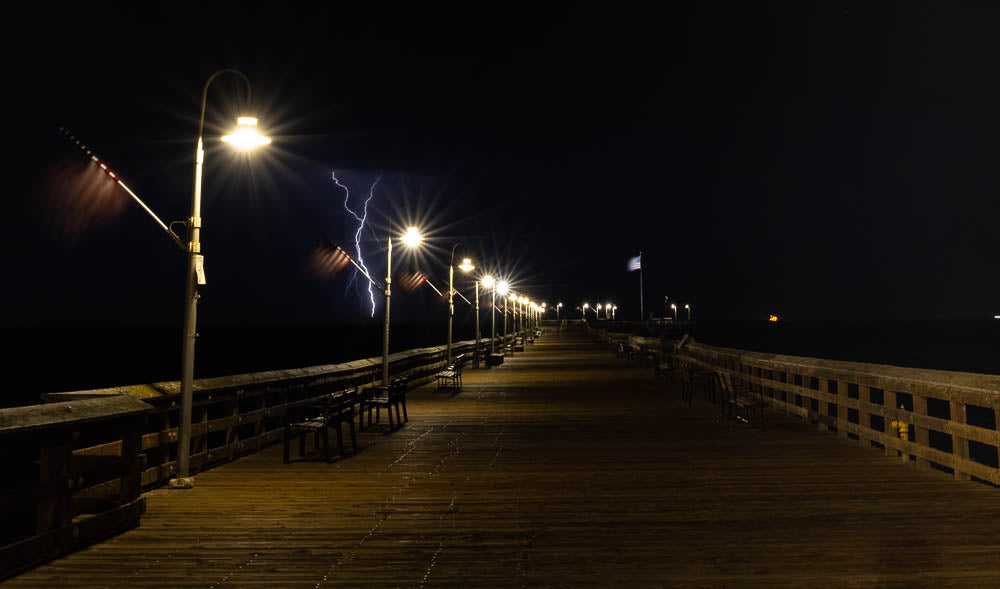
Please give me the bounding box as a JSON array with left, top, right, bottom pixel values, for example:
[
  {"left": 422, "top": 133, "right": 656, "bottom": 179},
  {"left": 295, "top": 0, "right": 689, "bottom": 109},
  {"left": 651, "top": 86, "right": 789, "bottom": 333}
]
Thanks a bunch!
[{"left": 639, "top": 251, "right": 644, "bottom": 321}]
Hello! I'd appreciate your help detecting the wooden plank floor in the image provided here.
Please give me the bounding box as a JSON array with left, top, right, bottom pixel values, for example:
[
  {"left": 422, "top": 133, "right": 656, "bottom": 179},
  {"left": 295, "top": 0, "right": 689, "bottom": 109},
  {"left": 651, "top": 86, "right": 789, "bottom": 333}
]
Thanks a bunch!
[{"left": 8, "top": 330, "right": 1000, "bottom": 588}]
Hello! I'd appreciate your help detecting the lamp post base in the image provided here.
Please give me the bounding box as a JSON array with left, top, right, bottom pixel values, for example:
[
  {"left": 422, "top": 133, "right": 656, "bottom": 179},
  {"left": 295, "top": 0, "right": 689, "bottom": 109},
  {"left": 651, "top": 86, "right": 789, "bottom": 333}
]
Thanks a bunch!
[{"left": 168, "top": 477, "right": 195, "bottom": 489}]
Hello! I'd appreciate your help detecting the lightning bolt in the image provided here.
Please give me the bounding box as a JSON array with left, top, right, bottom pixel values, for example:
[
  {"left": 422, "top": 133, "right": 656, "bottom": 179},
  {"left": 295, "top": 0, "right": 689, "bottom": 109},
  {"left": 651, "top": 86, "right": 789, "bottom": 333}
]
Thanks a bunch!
[{"left": 333, "top": 171, "right": 382, "bottom": 317}]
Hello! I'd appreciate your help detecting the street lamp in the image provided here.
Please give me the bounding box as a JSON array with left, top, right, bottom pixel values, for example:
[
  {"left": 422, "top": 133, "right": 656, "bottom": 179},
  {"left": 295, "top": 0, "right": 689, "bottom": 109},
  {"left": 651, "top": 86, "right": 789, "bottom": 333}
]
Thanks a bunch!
[
  {"left": 671, "top": 303, "right": 678, "bottom": 322},
  {"left": 447, "top": 244, "right": 474, "bottom": 363},
  {"left": 172, "top": 69, "right": 269, "bottom": 490},
  {"left": 481, "top": 275, "right": 496, "bottom": 356},
  {"left": 519, "top": 296, "right": 527, "bottom": 336},
  {"left": 381, "top": 226, "right": 424, "bottom": 386},
  {"left": 556, "top": 302, "right": 563, "bottom": 320},
  {"left": 685, "top": 303, "right": 691, "bottom": 321},
  {"left": 596, "top": 303, "right": 603, "bottom": 319},
  {"left": 497, "top": 281, "right": 510, "bottom": 351},
  {"left": 612, "top": 305, "right": 617, "bottom": 320},
  {"left": 583, "top": 302, "right": 589, "bottom": 319}
]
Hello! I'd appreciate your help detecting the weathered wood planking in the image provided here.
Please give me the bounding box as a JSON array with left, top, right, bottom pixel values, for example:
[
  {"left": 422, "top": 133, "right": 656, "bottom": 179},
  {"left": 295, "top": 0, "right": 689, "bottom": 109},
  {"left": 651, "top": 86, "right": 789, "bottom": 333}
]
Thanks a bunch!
[{"left": 7, "top": 330, "right": 1000, "bottom": 587}]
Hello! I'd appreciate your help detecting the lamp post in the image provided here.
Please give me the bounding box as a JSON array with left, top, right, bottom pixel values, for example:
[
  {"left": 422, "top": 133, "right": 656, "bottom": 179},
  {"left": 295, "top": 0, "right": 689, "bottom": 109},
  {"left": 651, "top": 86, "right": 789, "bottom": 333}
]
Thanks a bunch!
[
  {"left": 556, "top": 302, "right": 562, "bottom": 320},
  {"left": 382, "top": 226, "right": 424, "bottom": 386},
  {"left": 671, "top": 303, "right": 678, "bottom": 322},
  {"left": 583, "top": 302, "right": 589, "bottom": 319},
  {"left": 612, "top": 305, "right": 617, "bottom": 320},
  {"left": 596, "top": 303, "right": 602, "bottom": 320},
  {"left": 498, "top": 281, "right": 510, "bottom": 351},
  {"left": 685, "top": 303, "right": 691, "bottom": 321},
  {"left": 171, "top": 69, "right": 270, "bottom": 490},
  {"left": 473, "top": 277, "right": 480, "bottom": 367},
  {"left": 481, "top": 275, "right": 495, "bottom": 356},
  {"left": 519, "top": 297, "right": 526, "bottom": 336},
  {"left": 510, "top": 293, "right": 519, "bottom": 352},
  {"left": 447, "top": 244, "right": 474, "bottom": 364}
]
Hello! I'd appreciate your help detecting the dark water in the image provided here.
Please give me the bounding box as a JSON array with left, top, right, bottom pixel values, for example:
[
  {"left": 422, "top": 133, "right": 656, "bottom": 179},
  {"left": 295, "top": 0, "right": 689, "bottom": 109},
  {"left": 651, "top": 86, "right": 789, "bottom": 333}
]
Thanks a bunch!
[
  {"left": 678, "top": 320, "right": 1000, "bottom": 376},
  {"left": 2, "top": 321, "right": 477, "bottom": 408}
]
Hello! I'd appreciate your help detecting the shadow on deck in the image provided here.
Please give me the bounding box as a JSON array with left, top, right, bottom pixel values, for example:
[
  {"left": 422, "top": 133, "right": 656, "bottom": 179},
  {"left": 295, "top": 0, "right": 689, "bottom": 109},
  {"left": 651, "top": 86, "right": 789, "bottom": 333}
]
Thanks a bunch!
[{"left": 7, "top": 331, "right": 1000, "bottom": 587}]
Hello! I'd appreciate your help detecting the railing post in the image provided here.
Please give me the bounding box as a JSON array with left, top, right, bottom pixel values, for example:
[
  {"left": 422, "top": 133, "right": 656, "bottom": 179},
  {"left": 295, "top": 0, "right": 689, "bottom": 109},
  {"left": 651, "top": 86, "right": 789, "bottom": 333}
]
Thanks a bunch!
[
  {"left": 949, "top": 400, "right": 971, "bottom": 481},
  {"left": 911, "top": 395, "right": 930, "bottom": 468},
  {"left": 836, "top": 381, "right": 851, "bottom": 439}
]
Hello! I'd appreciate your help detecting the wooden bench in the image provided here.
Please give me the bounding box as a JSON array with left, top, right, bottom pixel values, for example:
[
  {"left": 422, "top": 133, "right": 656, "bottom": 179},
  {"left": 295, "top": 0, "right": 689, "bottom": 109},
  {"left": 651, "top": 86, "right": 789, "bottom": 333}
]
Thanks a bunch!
[
  {"left": 435, "top": 354, "right": 466, "bottom": 391},
  {"left": 716, "top": 371, "right": 766, "bottom": 428},
  {"left": 282, "top": 388, "right": 358, "bottom": 463},
  {"left": 360, "top": 377, "right": 407, "bottom": 430}
]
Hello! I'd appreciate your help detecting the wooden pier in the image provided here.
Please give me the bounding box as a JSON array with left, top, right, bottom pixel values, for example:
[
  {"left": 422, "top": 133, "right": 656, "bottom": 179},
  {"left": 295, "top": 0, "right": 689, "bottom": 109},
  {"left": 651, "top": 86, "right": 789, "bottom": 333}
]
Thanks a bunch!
[{"left": 6, "top": 330, "right": 1000, "bottom": 587}]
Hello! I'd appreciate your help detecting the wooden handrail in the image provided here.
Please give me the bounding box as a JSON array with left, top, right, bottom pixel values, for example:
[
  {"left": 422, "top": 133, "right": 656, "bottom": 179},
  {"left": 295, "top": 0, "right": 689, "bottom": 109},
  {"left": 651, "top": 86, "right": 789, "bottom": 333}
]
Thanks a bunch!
[
  {"left": 589, "top": 326, "right": 1000, "bottom": 486},
  {"left": 0, "top": 395, "right": 152, "bottom": 580},
  {"left": 35, "top": 339, "right": 490, "bottom": 490}
]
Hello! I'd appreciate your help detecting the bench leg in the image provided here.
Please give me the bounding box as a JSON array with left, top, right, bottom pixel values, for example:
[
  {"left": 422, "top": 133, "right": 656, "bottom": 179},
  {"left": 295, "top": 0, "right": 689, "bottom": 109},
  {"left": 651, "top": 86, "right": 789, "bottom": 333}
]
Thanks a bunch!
[
  {"left": 299, "top": 432, "right": 307, "bottom": 458},
  {"left": 334, "top": 422, "right": 344, "bottom": 456},
  {"left": 394, "top": 400, "right": 402, "bottom": 424},
  {"left": 348, "top": 416, "right": 357, "bottom": 452},
  {"left": 400, "top": 397, "right": 408, "bottom": 422}
]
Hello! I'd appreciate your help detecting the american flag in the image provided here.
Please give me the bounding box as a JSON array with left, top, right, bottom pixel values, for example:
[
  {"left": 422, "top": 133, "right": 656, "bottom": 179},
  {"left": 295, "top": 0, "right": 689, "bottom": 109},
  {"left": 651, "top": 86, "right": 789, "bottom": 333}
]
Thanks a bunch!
[
  {"left": 396, "top": 270, "right": 428, "bottom": 294},
  {"left": 627, "top": 254, "right": 642, "bottom": 271},
  {"left": 310, "top": 242, "right": 352, "bottom": 278}
]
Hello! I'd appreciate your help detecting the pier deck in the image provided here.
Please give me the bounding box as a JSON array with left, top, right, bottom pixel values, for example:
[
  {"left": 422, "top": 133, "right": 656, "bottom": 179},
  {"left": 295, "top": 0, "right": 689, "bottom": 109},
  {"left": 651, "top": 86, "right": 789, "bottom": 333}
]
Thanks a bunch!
[{"left": 7, "top": 331, "right": 1000, "bottom": 587}]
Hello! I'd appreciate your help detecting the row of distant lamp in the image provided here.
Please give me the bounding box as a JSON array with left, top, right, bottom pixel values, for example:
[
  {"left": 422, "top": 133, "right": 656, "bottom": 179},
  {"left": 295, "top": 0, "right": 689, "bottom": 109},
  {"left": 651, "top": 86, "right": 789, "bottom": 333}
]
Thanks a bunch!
[
  {"left": 389, "top": 230, "right": 548, "bottom": 362},
  {"left": 581, "top": 302, "right": 617, "bottom": 320}
]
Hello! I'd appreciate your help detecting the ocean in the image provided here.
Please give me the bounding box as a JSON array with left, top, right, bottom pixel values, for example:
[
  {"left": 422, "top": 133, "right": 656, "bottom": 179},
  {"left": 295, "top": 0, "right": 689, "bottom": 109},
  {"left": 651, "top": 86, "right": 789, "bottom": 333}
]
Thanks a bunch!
[{"left": 3, "top": 319, "right": 997, "bottom": 408}]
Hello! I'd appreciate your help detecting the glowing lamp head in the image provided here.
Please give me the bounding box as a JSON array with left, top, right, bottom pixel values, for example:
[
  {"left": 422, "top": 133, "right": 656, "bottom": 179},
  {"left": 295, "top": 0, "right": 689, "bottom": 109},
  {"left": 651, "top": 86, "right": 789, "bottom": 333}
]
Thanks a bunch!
[
  {"left": 684, "top": 304, "right": 690, "bottom": 309},
  {"left": 583, "top": 303, "right": 589, "bottom": 309},
  {"left": 221, "top": 116, "right": 271, "bottom": 150},
  {"left": 497, "top": 281, "right": 510, "bottom": 296},
  {"left": 481, "top": 275, "right": 495, "bottom": 288},
  {"left": 541, "top": 302, "right": 546, "bottom": 308},
  {"left": 458, "top": 258, "right": 475, "bottom": 272},
  {"left": 557, "top": 302, "right": 563, "bottom": 308},
  {"left": 671, "top": 303, "right": 677, "bottom": 310},
  {"left": 400, "top": 226, "right": 423, "bottom": 248},
  {"left": 509, "top": 293, "right": 517, "bottom": 301}
]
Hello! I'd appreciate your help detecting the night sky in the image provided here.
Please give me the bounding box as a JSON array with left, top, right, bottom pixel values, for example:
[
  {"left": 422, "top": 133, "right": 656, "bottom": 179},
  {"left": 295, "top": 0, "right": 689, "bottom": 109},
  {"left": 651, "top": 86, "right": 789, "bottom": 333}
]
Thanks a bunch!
[{"left": 7, "top": 1, "right": 999, "bottom": 327}]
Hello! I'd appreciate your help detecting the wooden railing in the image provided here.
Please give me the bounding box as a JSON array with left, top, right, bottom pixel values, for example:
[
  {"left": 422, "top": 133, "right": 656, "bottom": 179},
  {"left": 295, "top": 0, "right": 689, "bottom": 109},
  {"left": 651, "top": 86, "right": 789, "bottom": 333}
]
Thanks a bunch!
[
  {"left": 591, "top": 327, "right": 1000, "bottom": 486},
  {"left": 0, "top": 395, "right": 152, "bottom": 579},
  {"left": 39, "top": 339, "right": 489, "bottom": 490}
]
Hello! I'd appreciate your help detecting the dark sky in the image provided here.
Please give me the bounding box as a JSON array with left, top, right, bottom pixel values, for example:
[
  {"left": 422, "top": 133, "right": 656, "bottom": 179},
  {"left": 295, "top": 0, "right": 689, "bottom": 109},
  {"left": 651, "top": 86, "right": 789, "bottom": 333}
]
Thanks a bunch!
[{"left": 6, "top": 1, "right": 999, "bottom": 326}]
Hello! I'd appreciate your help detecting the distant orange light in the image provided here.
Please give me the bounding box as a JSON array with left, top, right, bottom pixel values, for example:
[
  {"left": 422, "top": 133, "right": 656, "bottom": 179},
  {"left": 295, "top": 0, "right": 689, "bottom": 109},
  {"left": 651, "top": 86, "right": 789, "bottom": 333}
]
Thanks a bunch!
[{"left": 769, "top": 314, "right": 779, "bottom": 322}]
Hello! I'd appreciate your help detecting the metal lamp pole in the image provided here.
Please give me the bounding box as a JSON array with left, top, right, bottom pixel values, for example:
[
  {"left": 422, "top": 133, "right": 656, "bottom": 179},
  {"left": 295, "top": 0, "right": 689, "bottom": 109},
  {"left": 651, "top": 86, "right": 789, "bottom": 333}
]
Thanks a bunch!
[
  {"left": 382, "top": 236, "right": 393, "bottom": 385},
  {"left": 447, "top": 245, "right": 456, "bottom": 363},
  {"left": 173, "top": 69, "right": 265, "bottom": 489},
  {"left": 382, "top": 227, "right": 423, "bottom": 384},
  {"left": 474, "top": 280, "right": 480, "bottom": 367}
]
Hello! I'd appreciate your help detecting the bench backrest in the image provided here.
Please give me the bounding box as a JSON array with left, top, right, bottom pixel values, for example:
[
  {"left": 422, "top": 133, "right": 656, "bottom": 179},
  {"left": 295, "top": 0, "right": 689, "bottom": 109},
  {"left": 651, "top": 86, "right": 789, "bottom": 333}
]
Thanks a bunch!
[
  {"left": 330, "top": 388, "right": 358, "bottom": 415},
  {"left": 716, "top": 372, "right": 736, "bottom": 399}
]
